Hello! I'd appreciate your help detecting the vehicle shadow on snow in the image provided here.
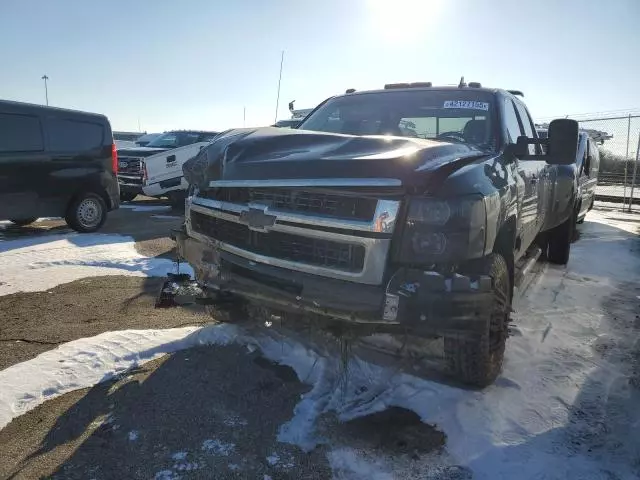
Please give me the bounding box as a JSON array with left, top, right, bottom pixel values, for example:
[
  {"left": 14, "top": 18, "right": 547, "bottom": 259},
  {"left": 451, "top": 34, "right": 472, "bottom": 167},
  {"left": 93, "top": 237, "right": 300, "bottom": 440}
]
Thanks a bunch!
[
  {"left": 4, "top": 328, "right": 451, "bottom": 480},
  {"left": 7, "top": 345, "right": 334, "bottom": 479}
]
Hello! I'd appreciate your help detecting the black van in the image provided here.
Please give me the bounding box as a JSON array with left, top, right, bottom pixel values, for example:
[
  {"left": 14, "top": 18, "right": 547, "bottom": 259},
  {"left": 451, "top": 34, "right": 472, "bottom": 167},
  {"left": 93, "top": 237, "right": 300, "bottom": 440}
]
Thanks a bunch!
[{"left": 0, "top": 100, "right": 119, "bottom": 232}]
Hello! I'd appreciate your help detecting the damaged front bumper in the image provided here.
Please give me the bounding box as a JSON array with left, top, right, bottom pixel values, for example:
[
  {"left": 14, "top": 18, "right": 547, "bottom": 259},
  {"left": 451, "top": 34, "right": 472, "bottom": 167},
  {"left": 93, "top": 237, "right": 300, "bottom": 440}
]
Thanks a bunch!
[{"left": 170, "top": 228, "right": 494, "bottom": 338}]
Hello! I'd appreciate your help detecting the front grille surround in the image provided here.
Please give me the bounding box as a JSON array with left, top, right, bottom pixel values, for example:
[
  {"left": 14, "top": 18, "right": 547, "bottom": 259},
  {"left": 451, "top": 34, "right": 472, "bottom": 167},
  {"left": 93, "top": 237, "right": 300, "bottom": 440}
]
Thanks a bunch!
[
  {"left": 187, "top": 188, "right": 400, "bottom": 285},
  {"left": 201, "top": 188, "right": 377, "bottom": 221},
  {"left": 190, "top": 211, "right": 365, "bottom": 272},
  {"left": 118, "top": 157, "right": 143, "bottom": 175}
]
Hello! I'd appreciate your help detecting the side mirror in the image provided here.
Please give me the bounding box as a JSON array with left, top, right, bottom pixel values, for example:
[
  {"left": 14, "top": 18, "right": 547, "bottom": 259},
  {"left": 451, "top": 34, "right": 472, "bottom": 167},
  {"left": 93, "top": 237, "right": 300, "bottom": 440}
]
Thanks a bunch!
[
  {"left": 583, "top": 143, "right": 591, "bottom": 177},
  {"left": 504, "top": 136, "right": 529, "bottom": 158},
  {"left": 584, "top": 156, "right": 591, "bottom": 176},
  {"left": 546, "top": 119, "right": 579, "bottom": 165}
]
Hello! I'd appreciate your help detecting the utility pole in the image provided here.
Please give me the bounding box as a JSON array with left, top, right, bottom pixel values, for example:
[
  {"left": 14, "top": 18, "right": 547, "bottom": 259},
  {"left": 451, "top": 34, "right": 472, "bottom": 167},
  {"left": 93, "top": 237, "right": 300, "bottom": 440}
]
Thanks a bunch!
[
  {"left": 41, "top": 75, "right": 49, "bottom": 106},
  {"left": 274, "top": 51, "right": 284, "bottom": 124},
  {"left": 243, "top": 106, "right": 246, "bottom": 127}
]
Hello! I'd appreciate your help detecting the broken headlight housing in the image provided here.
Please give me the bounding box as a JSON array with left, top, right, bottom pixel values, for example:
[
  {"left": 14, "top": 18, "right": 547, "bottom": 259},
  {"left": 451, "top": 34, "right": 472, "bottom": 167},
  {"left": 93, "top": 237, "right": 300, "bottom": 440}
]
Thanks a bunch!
[{"left": 397, "top": 195, "right": 486, "bottom": 263}]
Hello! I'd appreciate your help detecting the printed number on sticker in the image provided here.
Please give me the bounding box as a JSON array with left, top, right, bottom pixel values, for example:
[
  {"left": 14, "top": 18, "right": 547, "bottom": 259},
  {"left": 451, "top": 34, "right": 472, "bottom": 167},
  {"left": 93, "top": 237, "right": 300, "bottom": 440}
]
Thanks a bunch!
[{"left": 443, "top": 100, "right": 489, "bottom": 111}]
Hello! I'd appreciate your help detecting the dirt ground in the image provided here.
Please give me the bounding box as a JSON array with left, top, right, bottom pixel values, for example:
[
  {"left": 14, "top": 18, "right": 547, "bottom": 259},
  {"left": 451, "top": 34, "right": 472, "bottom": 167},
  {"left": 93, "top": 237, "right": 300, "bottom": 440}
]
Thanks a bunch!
[
  {"left": 0, "top": 198, "right": 192, "bottom": 370},
  {"left": 0, "top": 198, "right": 447, "bottom": 480},
  {"left": 1, "top": 200, "right": 638, "bottom": 479}
]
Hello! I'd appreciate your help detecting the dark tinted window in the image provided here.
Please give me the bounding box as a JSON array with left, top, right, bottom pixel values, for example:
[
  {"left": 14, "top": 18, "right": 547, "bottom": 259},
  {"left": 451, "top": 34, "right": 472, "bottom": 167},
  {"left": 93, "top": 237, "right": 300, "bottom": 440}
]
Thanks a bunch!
[
  {"left": 503, "top": 99, "right": 523, "bottom": 144},
  {"left": 0, "top": 113, "right": 44, "bottom": 152},
  {"left": 48, "top": 119, "right": 104, "bottom": 151}
]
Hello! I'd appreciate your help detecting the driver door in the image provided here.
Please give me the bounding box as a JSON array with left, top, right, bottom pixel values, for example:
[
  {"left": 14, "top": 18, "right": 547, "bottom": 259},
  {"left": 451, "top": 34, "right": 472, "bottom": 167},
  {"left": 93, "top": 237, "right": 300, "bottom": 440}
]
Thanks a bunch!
[{"left": 503, "top": 99, "right": 546, "bottom": 253}]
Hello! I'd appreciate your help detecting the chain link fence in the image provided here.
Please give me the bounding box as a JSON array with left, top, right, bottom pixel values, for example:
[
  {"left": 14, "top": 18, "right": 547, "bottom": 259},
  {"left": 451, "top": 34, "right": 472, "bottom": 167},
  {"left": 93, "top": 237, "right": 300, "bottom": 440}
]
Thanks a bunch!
[{"left": 539, "top": 114, "right": 640, "bottom": 212}]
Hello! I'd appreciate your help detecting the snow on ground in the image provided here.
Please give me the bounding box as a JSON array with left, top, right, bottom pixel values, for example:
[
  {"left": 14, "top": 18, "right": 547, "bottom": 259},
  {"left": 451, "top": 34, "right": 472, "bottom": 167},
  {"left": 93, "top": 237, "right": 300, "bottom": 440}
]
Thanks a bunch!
[
  {"left": 0, "top": 327, "right": 199, "bottom": 430},
  {"left": 0, "top": 233, "right": 191, "bottom": 296},
  {"left": 0, "top": 218, "right": 60, "bottom": 229},
  {"left": 0, "top": 208, "right": 638, "bottom": 478}
]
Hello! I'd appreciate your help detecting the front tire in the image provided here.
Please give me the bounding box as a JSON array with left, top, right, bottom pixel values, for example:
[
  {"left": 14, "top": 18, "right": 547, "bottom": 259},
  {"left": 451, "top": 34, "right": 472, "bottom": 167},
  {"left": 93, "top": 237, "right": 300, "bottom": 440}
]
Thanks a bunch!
[
  {"left": 9, "top": 218, "right": 38, "bottom": 227},
  {"left": 65, "top": 192, "right": 107, "bottom": 233},
  {"left": 444, "top": 253, "right": 511, "bottom": 388}
]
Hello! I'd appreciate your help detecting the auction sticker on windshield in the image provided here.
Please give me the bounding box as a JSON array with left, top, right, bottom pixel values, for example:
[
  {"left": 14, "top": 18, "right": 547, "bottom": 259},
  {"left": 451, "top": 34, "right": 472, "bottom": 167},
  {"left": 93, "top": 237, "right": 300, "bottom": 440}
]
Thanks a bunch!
[{"left": 443, "top": 100, "right": 489, "bottom": 111}]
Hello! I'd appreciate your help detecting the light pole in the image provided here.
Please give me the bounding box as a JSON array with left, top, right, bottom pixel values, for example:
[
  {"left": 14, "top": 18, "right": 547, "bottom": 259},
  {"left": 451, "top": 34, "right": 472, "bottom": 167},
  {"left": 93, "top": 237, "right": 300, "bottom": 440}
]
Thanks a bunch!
[
  {"left": 274, "top": 51, "right": 284, "bottom": 124},
  {"left": 41, "top": 75, "right": 49, "bottom": 106}
]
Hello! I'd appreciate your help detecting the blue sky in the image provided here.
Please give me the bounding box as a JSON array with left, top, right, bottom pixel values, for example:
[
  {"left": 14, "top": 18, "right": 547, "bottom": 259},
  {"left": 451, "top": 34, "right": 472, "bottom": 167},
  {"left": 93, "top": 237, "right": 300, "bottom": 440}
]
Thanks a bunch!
[{"left": 1, "top": 0, "right": 638, "bottom": 132}]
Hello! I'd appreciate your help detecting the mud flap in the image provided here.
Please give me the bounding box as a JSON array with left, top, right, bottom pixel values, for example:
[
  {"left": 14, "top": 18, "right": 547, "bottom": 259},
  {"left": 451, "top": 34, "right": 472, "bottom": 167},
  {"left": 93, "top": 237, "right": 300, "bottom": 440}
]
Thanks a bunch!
[{"left": 155, "top": 273, "right": 204, "bottom": 308}]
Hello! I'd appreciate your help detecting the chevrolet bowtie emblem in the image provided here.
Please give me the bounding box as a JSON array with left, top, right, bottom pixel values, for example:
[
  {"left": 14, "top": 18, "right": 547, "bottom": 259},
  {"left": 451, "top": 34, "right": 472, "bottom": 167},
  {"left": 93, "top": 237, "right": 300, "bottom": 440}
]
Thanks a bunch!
[{"left": 239, "top": 207, "right": 277, "bottom": 231}]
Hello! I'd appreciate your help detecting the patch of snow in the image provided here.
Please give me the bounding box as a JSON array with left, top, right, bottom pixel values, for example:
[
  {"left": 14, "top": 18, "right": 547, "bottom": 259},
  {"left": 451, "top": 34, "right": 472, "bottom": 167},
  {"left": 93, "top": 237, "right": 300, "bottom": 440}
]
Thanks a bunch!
[
  {"left": 0, "top": 218, "right": 59, "bottom": 227},
  {"left": 171, "top": 452, "right": 187, "bottom": 461},
  {"left": 263, "top": 476, "right": 273, "bottom": 480},
  {"left": 154, "top": 470, "right": 179, "bottom": 480},
  {"left": 587, "top": 208, "right": 639, "bottom": 235},
  {"left": 201, "top": 438, "right": 235, "bottom": 456},
  {"left": 265, "top": 453, "right": 279, "bottom": 466},
  {"left": 128, "top": 430, "right": 139, "bottom": 441},
  {"left": 328, "top": 448, "right": 393, "bottom": 480},
  {"left": 120, "top": 204, "right": 172, "bottom": 213},
  {"left": 0, "top": 233, "right": 192, "bottom": 296},
  {"left": 228, "top": 463, "right": 240, "bottom": 471},
  {"left": 173, "top": 461, "right": 199, "bottom": 472},
  {"left": 0, "top": 327, "right": 199, "bottom": 430}
]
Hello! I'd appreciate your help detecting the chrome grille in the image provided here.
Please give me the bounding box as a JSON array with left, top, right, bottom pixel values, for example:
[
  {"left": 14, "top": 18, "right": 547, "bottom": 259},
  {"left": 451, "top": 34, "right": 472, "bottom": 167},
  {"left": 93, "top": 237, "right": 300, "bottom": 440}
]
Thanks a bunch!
[
  {"left": 188, "top": 184, "right": 401, "bottom": 285},
  {"left": 190, "top": 211, "right": 365, "bottom": 271},
  {"left": 201, "top": 188, "right": 377, "bottom": 221},
  {"left": 118, "top": 157, "right": 142, "bottom": 175}
]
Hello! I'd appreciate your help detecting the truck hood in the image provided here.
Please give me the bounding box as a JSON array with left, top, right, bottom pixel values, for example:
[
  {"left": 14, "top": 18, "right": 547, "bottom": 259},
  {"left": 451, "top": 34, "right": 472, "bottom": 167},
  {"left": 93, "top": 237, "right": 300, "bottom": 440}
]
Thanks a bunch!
[
  {"left": 117, "top": 147, "right": 172, "bottom": 157},
  {"left": 183, "top": 127, "right": 488, "bottom": 190}
]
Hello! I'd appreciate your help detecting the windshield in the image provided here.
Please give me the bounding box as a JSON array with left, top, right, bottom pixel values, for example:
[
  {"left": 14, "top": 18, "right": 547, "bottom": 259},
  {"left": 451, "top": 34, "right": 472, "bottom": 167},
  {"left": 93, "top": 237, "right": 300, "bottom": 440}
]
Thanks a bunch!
[
  {"left": 299, "top": 90, "right": 498, "bottom": 151},
  {"left": 146, "top": 132, "right": 205, "bottom": 149}
]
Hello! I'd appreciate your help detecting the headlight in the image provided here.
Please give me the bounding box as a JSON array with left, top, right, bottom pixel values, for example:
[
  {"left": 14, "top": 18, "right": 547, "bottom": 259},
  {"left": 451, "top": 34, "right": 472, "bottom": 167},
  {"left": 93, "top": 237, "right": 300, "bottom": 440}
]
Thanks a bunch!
[{"left": 398, "top": 195, "right": 486, "bottom": 263}]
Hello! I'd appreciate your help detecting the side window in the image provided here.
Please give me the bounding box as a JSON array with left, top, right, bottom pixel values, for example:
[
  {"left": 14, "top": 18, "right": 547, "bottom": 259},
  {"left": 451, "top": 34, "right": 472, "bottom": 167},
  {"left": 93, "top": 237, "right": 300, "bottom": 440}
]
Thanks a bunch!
[
  {"left": 0, "top": 113, "right": 44, "bottom": 152},
  {"left": 503, "top": 99, "right": 523, "bottom": 145},
  {"left": 513, "top": 101, "right": 537, "bottom": 155},
  {"left": 177, "top": 133, "right": 201, "bottom": 146},
  {"left": 48, "top": 119, "right": 104, "bottom": 151}
]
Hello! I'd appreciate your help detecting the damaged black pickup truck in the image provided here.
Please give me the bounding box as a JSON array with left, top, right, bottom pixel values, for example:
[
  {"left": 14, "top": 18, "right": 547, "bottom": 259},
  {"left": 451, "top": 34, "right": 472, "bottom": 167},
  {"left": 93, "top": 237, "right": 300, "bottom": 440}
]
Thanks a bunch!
[{"left": 167, "top": 84, "right": 579, "bottom": 387}]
